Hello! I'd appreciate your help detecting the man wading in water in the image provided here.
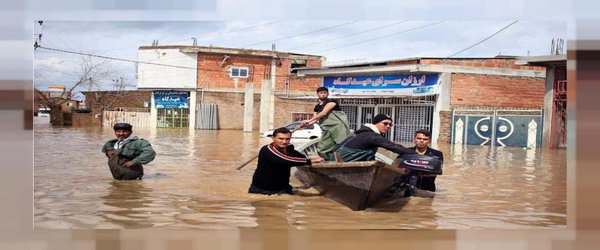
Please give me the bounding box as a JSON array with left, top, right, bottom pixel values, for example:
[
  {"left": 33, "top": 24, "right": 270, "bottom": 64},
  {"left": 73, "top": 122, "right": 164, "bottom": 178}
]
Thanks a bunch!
[
  {"left": 102, "top": 123, "right": 156, "bottom": 180},
  {"left": 297, "top": 87, "right": 351, "bottom": 161},
  {"left": 249, "top": 127, "right": 323, "bottom": 195}
]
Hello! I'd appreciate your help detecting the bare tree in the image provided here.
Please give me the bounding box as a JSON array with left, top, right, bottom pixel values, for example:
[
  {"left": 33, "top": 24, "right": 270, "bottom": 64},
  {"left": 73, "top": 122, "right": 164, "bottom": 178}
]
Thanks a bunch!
[
  {"left": 34, "top": 55, "right": 114, "bottom": 125},
  {"left": 90, "top": 76, "right": 137, "bottom": 127}
]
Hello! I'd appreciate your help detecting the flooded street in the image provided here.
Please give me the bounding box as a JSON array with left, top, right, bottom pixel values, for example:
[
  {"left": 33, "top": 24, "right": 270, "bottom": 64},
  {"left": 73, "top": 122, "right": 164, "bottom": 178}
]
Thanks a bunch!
[{"left": 34, "top": 117, "right": 566, "bottom": 229}]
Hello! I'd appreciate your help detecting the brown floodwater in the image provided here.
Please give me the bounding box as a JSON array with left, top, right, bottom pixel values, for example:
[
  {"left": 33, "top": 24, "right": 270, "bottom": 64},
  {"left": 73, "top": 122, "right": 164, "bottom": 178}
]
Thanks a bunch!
[{"left": 33, "top": 117, "right": 566, "bottom": 229}]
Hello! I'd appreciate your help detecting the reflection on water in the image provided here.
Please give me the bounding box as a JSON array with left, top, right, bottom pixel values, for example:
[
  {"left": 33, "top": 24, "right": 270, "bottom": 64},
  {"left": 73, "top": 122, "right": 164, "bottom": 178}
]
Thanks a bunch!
[{"left": 34, "top": 118, "right": 566, "bottom": 229}]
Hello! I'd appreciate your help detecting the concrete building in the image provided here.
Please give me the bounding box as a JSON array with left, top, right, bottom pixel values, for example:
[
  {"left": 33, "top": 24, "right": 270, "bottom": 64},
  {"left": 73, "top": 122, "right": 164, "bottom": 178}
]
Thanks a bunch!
[
  {"left": 516, "top": 55, "right": 567, "bottom": 148},
  {"left": 295, "top": 56, "right": 548, "bottom": 147},
  {"left": 137, "top": 45, "right": 324, "bottom": 131}
]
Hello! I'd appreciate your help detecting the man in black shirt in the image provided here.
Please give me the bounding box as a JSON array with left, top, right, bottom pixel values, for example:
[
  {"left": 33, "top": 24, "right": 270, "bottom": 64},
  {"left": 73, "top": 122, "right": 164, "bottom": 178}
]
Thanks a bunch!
[
  {"left": 249, "top": 127, "right": 324, "bottom": 195},
  {"left": 298, "top": 87, "right": 351, "bottom": 161},
  {"left": 408, "top": 129, "right": 444, "bottom": 192}
]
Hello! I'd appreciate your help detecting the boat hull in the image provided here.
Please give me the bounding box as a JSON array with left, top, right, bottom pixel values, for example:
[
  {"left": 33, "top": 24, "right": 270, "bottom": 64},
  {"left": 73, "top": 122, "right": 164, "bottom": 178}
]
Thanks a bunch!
[{"left": 295, "top": 161, "right": 405, "bottom": 211}]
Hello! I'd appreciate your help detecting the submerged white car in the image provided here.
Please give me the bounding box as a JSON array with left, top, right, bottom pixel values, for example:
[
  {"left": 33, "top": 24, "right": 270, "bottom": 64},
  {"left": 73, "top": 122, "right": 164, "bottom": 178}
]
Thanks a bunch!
[{"left": 263, "top": 121, "right": 322, "bottom": 140}]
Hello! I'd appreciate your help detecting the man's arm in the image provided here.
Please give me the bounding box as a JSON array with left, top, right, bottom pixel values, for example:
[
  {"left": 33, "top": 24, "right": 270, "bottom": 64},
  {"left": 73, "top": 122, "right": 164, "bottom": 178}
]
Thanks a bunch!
[
  {"left": 300, "top": 102, "right": 337, "bottom": 127},
  {"left": 129, "top": 140, "right": 156, "bottom": 166},
  {"left": 101, "top": 140, "right": 116, "bottom": 157},
  {"left": 264, "top": 144, "right": 310, "bottom": 167},
  {"left": 371, "top": 136, "right": 414, "bottom": 156}
]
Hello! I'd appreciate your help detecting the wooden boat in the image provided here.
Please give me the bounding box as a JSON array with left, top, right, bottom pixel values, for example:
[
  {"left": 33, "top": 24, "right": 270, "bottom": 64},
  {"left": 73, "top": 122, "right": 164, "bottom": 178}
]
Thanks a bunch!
[{"left": 294, "top": 139, "right": 406, "bottom": 211}]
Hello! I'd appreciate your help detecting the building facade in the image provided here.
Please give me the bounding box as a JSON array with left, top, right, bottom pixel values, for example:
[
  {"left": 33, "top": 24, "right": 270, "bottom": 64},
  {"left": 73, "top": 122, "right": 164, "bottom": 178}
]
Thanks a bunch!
[
  {"left": 517, "top": 55, "right": 567, "bottom": 148},
  {"left": 295, "top": 57, "right": 548, "bottom": 147},
  {"left": 137, "top": 45, "right": 324, "bottom": 131}
]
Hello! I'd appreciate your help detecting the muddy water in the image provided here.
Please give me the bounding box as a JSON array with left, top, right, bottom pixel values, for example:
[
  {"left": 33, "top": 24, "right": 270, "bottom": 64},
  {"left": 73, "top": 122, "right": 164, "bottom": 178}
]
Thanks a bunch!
[{"left": 34, "top": 118, "right": 566, "bottom": 229}]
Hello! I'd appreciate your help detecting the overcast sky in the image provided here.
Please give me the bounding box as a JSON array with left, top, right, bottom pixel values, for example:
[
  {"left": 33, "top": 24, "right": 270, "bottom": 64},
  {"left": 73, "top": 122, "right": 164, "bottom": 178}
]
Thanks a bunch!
[{"left": 33, "top": 20, "right": 566, "bottom": 99}]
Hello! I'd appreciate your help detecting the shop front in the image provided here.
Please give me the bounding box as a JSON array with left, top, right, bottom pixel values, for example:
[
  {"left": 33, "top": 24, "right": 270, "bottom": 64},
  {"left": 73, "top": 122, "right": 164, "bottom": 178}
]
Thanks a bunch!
[
  {"left": 323, "top": 74, "right": 441, "bottom": 143},
  {"left": 152, "top": 90, "right": 193, "bottom": 128}
]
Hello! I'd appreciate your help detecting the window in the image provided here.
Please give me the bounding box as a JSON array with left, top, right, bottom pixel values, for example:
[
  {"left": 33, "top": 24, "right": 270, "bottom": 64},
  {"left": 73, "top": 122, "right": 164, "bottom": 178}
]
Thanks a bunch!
[{"left": 230, "top": 67, "right": 249, "bottom": 78}]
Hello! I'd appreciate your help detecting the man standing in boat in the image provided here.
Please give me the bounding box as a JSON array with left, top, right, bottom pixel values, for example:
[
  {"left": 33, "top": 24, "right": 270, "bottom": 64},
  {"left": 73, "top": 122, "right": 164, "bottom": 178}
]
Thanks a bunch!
[
  {"left": 406, "top": 129, "right": 444, "bottom": 192},
  {"left": 249, "top": 127, "right": 324, "bottom": 195},
  {"left": 297, "top": 87, "right": 351, "bottom": 161},
  {"left": 102, "top": 122, "right": 156, "bottom": 180},
  {"left": 334, "top": 114, "right": 414, "bottom": 162}
]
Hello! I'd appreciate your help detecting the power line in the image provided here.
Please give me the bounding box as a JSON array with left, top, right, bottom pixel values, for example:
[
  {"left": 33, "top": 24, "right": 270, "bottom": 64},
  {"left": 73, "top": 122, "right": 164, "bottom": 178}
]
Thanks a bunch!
[
  {"left": 447, "top": 20, "right": 519, "bottom": 58},
  {"left": 38, "top": 46, "right": 197, "bottom": 70},
  {"left": 286, "top": 21, "right": 407, "bottom": 51},
  {"left": 200, "top": 20, "right": 283, "bottom": 41},
  {"left": 36, "top": 46, "right": 303, "bottom": 78},
  {"left": 242, "top": 21, "right": 359, "bottom": 48},
  {"left": 313, "top": 20, "right": 446, "bottom": 53},
  {"left": 91, "top": 20, "right": 282, "bottom": 52}
]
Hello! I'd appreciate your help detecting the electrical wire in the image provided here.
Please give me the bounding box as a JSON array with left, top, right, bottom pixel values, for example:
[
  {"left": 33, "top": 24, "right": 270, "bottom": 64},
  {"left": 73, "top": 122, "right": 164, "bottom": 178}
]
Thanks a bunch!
[
  {"left": 312, "top": 20, "right": 446, "bottom": 53},
  {"left": 447, "top": 20, "right": 519, "bottom": 58},
  {"left": 241, "top": 21, "right": 358, "bottom": 48}
]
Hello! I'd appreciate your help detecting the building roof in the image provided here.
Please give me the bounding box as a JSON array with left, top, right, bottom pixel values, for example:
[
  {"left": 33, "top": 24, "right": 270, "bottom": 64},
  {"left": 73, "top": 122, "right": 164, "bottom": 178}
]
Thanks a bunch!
[
  {"left": 293, "top": 55, "right": 520, "bottom": 71},
  {"left": 293, "top": 55, "right": 545, "bottom": 78},
  {"left": 515, "top": 55, "right": 567, "bottom": 66},
  {"left": 138, "top": 45, "right": 323, "bottom": 59}
]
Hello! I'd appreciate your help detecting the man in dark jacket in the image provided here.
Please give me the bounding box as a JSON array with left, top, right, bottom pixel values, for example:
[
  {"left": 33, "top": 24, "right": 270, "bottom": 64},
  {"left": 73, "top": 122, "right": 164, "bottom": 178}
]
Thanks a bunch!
[
  {"left": 249, "top": 127, "right": 324, "bottom": 195},
  {"left": 102, "top": 123, "right": 156, "bottom": 180},
  {"left": 334, "top": 114, "right": 413, "bottom": 162},
  {"left": 407, "top": 129, "right": 444, "bottom": 192}
]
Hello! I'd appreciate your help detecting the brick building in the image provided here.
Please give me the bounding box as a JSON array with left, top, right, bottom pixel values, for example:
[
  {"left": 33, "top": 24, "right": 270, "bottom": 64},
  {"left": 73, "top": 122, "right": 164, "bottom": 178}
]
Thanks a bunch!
[
  {"left": 295, "top": 56, "right": 549, "bottom": 147},
  {"left": 137, "top": 45, "right": 324, "bottom": 130},
  {"left": 73, "top": 90, "right": 152, "bottom": 127},
  {"left": 516, "top": 55, "right": 567, "bottom": 148}
]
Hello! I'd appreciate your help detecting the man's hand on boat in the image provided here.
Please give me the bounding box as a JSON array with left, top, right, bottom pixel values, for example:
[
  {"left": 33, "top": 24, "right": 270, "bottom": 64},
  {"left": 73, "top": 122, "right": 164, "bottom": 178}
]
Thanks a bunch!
[{"left": 310, "top": 156, "right": 324, "bottom": 164}]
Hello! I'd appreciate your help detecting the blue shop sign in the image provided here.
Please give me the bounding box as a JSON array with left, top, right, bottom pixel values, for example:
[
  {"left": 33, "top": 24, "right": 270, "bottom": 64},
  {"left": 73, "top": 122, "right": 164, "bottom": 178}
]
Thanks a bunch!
[
  {"left": 154, "top": 91, "right": 189, "bottom": 109},
  {"left": 323, "top": 74, "right": 440, "bottom": 96}
]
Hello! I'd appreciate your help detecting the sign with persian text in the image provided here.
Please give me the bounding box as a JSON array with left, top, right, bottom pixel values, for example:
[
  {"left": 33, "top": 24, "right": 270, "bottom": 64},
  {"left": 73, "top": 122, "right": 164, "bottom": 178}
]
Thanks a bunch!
[
  {"left": 154, "top": 91, "right": 189, "bottom": 109},
  {"left": 322, "top": 74, "right": 440, "bottom": 96}
]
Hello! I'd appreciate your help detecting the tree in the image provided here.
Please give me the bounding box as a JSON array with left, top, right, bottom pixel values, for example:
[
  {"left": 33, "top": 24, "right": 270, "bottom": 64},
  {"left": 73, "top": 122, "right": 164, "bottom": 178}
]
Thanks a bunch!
[
  {"left": 34, "top": 55, "right": 114, "bottom": 125},
  {"left": 88, "top": 76, "right": 136, "bottom": 127}
]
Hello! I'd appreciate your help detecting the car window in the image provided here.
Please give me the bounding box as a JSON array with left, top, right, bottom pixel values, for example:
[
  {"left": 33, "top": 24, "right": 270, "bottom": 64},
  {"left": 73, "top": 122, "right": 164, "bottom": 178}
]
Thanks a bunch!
[
  {"left": 286, "top": 122, "right": 301, "bottom": 130},
  {"left": 286, "top": 121, "right": 313, "bottom": 130}
]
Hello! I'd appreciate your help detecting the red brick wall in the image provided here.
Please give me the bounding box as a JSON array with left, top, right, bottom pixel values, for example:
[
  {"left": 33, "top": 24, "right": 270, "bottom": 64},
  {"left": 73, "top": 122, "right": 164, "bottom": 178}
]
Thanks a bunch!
[
  {"left": 198, "top": 54, "right": 273, "bottom": 90},
  {"left": 197, "top": 53, "right": 323, "bottom": 92},
  {"left": 273, "top": 97, "right": 315, "bottom": 127},
  {"left": 85, "top": 91, "right": 151, "bottom": 114},
  {"left": 450, "top": 73, "right": 545, "bottom": 108},
  {"left": 421, "top": 59, "right": 545, "bottom": 71},
  {"left": 387, "top": 60, "right": 420, "bottom": 66},
  {"left": 72, "top": 112, "right": 99, "bottom": 127},
  {"left": 288, "top": 75, "right": 322, "bottom": 93},
  {"left": 78, "top": 91, "right": 151, "bottom": 127}
]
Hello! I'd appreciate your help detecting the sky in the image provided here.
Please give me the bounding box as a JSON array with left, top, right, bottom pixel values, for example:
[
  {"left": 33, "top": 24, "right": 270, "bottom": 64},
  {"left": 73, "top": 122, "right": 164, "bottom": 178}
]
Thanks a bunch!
[{"left": 33, "top": 20, "right": 566, "bottom": 100}]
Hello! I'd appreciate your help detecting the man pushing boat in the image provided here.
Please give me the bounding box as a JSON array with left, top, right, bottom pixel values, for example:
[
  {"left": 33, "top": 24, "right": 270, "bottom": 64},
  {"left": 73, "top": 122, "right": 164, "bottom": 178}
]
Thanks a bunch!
[{"left": 249, "top": 127, "right": 324, "bottom": 195}]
